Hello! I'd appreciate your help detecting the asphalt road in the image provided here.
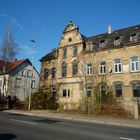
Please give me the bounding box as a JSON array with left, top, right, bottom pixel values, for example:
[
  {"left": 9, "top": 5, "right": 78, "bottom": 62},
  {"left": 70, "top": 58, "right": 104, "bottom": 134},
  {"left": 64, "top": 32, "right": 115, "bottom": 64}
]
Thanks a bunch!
[{"left": 0, "top": 111, "right": 140, "bottom": 140}]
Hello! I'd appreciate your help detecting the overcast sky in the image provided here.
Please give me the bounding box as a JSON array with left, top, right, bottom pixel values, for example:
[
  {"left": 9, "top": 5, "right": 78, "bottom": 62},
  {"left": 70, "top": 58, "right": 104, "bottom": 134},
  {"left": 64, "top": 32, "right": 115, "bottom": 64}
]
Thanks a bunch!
[{"left": 0, "top": 0, "right": 140, "bottom": 72}]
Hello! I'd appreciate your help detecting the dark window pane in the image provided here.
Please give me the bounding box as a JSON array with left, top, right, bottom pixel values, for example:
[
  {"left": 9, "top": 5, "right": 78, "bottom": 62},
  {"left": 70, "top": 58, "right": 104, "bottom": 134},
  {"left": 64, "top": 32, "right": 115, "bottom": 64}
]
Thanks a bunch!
[
  {"left": 62, "top": 65, "right": 67, "bottom": 77},
  {"left": 63, "top": 48, "right": 67, "bottom": 58},
  {"left": 44, "top": 68, "right": 48, "bottom": 80},
  {"left": 63, "top": 89, "right": 67, "bottom": 97},
  {"left": 73, "top": 47, "right": 77, "bottom": 57},
  {"left": 73, "top": 64, "right": 78, "bottom": 76},
  {"left": 115, "top": 83, "right": 122, "bottom": 98},
  {"left": 52, "top": 68, "right": 56, "bottom": 78},
  {"left": 133, "top": 82, "right": 140, "bottom": 97}
]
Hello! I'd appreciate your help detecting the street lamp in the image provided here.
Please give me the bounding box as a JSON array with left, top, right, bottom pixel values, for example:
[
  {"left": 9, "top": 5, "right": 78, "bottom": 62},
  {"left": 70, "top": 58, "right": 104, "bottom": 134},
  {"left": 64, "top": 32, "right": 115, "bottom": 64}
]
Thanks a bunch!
[{"left": 28, "top": 39, "right": 36, "bottom": 111}]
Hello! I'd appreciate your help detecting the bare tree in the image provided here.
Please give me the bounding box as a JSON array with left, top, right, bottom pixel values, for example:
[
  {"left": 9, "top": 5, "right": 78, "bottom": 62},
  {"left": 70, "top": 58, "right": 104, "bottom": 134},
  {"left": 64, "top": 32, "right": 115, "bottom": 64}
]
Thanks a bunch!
[{"left": 0, "top": 24, "right": 19, "bottom": 100}]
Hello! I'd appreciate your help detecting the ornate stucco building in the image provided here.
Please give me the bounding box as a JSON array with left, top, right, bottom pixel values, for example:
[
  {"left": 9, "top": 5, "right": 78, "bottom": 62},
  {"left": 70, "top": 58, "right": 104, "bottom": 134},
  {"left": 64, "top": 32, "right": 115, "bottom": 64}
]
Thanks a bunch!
[{"left": 40, "top": 21, "right": 140, "bottom": 110}]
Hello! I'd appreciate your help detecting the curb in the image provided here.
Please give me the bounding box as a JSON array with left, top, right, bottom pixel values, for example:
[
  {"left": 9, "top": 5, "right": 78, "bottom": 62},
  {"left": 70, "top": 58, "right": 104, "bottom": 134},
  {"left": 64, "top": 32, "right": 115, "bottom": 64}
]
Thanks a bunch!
[{"left": 4, "top": 110, "right": 140, "bottom": 129}]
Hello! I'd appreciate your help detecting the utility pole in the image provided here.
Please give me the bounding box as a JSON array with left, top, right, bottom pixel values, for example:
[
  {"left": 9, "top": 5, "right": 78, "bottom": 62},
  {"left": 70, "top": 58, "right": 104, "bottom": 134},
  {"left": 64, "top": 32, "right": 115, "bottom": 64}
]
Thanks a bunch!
[{"left": 28, "top": 39, "right": 36, "bottom": 111}]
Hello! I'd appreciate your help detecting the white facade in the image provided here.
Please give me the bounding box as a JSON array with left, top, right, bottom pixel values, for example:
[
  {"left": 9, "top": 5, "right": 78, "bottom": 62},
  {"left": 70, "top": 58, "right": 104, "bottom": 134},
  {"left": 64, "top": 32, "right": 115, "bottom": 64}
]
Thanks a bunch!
[{"left": 0, "top": 59, "right": 39, "bottom": 101}]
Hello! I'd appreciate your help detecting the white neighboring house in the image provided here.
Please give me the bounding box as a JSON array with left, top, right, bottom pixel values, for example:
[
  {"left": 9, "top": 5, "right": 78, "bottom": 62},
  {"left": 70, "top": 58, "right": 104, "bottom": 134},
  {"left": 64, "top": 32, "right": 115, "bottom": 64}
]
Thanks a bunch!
[{"left": 0, "top": 59, "right": 39, "bottom": 101}]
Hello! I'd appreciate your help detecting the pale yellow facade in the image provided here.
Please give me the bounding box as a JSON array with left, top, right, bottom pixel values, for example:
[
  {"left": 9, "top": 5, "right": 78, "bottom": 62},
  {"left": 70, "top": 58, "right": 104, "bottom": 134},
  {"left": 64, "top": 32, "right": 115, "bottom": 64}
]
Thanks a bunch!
[{"left": 40, "top": 21, "right": 140, "bottom": 110}]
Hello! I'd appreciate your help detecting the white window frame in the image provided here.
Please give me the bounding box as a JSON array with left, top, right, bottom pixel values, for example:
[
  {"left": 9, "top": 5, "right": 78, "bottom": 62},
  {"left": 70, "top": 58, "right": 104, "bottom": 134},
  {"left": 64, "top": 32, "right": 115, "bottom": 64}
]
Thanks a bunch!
[
  {"left": 130, "top": 56, "right": 139, "bottom": 72},
  {"left": 114, "top": 83, "right": 123, "bottom": 98},
  {"left": 31, "top": 80, "right": 35, "bottom": 88},
  {"left": 27, "top": 70, "right": 32, "bottom": 77},
  {"left": 130, "top": 34, "right": 137, "bottom": 42},
  {"left": 99, "top": 40, "right": 105, "bottom": 48},
  {"left": 114, "top": 58, "right": 122, "bottom": 73},
  {"left": 86, "top": 63, "right": 93, "bottom": 76},
  {"left": 62, "top": 89, "right": 70, "bottom": 97},
  {"left": 114, "top": 37, "right": 120, "bottom": 46},
  {"left": 51, "top": 87, "right": 56, "bottom": 97},
  {"left": 99, "top": 61, "right": 106, "bottom": 74},
  {"left": 22, "top": 69, "right": 26, "bottom": 76},
  {"left": 86, "top": 86, "right": 93, "bottom": 97}
]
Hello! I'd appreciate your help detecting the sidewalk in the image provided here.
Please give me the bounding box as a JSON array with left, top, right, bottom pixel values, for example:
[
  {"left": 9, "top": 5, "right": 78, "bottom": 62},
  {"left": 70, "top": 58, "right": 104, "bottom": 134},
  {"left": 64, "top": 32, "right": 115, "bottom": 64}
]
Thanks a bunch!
[{"left": 4, "top": 110, "right": 140, "bottom": 129}]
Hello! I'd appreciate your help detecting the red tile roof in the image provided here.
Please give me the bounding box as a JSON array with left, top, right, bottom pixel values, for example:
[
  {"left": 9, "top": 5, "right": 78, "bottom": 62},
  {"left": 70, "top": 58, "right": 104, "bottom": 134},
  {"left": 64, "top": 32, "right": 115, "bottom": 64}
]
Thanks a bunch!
[{"left": 0, "top": 59, "right": 27, "bottom": 74}]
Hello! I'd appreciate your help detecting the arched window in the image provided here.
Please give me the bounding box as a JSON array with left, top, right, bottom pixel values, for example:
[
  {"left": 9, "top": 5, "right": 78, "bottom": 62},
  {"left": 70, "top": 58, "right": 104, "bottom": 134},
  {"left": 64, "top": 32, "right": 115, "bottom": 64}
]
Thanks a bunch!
[
  {"left": 72, "top": 60, "right": 78, "bottom": 76},
  {"left": 86, "top": 86, "right": 93, "bottom": 97},
  {"left": 51, "top": 86, "right": 56, "bottom": 97},
  {"left": 62, "top": 62, "right": 67, "bottom": 77},
  {"left": 132, "top": 81, "right": 140, "bottom": 97},
  {"left": 114, "top": 82, "right": 123, "bottom": 98},
  {"left": 44, "top": 68, "right": 49, "bottom": 80}
]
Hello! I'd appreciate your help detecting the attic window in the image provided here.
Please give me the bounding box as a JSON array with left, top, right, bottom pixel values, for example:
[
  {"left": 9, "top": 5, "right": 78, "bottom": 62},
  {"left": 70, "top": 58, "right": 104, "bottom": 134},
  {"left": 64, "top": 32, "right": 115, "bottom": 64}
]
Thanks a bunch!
[
  {"left": 114, "top": 37, "right": 120, "bottom": 46},
  {"left": 130, "top": 33, "right": 137, "bottom": 42},
  {"left": 99, "top": 40, "right": 105, "bottom": 47},
  {"left": 68, "top": 37, "right": 72, "bottom": 42}
]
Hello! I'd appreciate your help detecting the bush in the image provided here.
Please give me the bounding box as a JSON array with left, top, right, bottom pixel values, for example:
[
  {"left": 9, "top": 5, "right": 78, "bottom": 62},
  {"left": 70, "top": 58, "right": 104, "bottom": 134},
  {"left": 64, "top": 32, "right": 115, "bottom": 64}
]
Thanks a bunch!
[{"left": 27, "top": 89, "right": 59, "bottom": 110}]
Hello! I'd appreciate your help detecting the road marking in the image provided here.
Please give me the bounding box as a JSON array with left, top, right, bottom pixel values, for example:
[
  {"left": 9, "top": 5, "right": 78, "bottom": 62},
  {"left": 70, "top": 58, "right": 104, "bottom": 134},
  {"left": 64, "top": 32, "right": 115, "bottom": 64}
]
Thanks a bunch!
[
  {"left": 10, "top": 119, "right": 37, "bottom": 125},
  {"left": 120, "top": 137, "right": 136, "bottom": 140}
]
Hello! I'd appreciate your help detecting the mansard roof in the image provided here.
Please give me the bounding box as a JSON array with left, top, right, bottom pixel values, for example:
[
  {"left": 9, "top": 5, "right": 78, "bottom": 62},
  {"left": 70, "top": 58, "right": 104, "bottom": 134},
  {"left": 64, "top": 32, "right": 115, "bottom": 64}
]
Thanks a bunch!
[
  {"left": 40, "top": 51, "right": 55, "bottom": 62},
  {"left": 85, "top": 24, "right": 140, "bottom": 50}
]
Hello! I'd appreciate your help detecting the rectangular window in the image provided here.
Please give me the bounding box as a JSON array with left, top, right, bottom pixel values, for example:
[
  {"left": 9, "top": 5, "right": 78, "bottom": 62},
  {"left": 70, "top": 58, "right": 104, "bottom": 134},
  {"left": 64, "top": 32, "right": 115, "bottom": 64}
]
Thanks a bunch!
[
  {"left": 52, "top": 68, "right": 56, "bottom": 78},
  {"left": 62, "top": 65, "right": 67, "bottom": 77},
  {"left": 0, "top": 80, "right": 2, "bottom": 87},
  {"left": 114, "top": 37, "right": 120, "bottom": 46},
  {"left": 63, "top": 48, "right": 67, "bottom": 58},
  {"left": 132, "top": 82, "right": 140, "bottom": 97},
  {"left": 99, "top": 40, "right": 105, "bottom": 47},
  {"left": 44, "top": 68, "right": 49, "bottom": 80},
  {"left": 130, "top": 34, "right": 137, "bottom": 42},
  {"left": 86, "top": 63, "right": 93, "bottom": 75},
  {"left": 63, "top": 89, "right": 67, "bottom": 97},
  {"left": 62, "top": 89, "right": 70, "bottom": 97},
  {"left": 72, "top": 64, "right": 78, "bottom": 76},
  {"left": 51, "top": 87, "right": 56, "bottom": 97},
  {"left": 99, "top": 61, "right": 106, "bottom": 74},
  {"left": 73, "top": 47, "right": 78, "bottom": 57},
  {"left": 31, "top": 80, "right": 35, "bottom": 88},
  {"left": 114, "top": 58, "right": 122, "bottom": 73},
  {"left": 27, "top": 70, "right": 32, "bottom": 77},
  {"left": 22, "top": 69, "right": 26, "bottom": 76},
  {"left": 115, "top": 83, "right": 122, "bottom": 98},
  {"left": 86, "top": 86, "right": 92, "bottom": 97},
  {"left": 130, "top": 56, "right": 139, "bottom": 72},
  {"left": 15, "top": 78, "right": 20, "bottom": 87}
]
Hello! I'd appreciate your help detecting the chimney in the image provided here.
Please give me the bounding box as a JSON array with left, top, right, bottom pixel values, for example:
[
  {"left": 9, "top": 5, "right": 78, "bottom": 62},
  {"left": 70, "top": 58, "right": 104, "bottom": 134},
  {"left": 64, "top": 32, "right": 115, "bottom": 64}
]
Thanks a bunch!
[{"left": 108, "top": 25, "right": 112, "bottom": 34}]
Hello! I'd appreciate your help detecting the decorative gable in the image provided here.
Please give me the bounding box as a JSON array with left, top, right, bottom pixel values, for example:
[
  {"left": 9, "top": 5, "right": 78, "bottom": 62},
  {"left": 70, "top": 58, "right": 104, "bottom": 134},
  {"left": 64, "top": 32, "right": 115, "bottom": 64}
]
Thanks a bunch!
[
  {"left": 59, "top": 21, "right": 84, "bottom": 48},
  {"left": 63, "top": 21, "right": 78, "bottom": 33}
]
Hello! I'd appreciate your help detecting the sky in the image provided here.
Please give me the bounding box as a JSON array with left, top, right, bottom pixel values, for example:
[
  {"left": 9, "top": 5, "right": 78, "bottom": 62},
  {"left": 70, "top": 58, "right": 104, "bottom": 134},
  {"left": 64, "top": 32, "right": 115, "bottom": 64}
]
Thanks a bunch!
[{"left": 0, "top": 0, "right": 140, "bottom": 72}]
